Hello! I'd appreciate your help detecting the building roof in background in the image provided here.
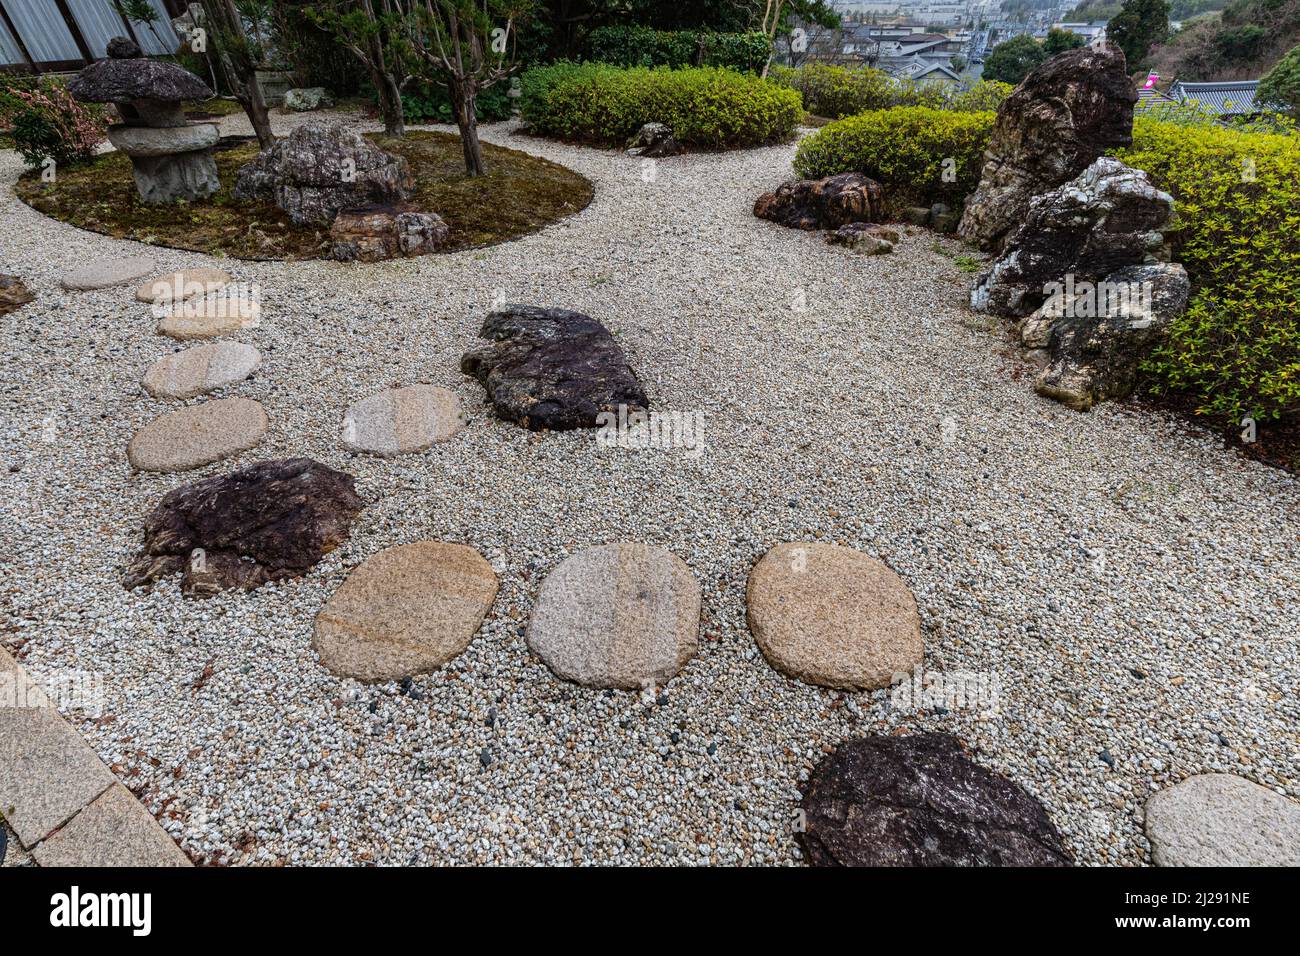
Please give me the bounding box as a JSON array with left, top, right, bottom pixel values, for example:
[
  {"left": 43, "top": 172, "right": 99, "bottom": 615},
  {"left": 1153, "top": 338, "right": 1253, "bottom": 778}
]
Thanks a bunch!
[{"left": 1171, "top": 80, "right": 1261, "bottom": 116}]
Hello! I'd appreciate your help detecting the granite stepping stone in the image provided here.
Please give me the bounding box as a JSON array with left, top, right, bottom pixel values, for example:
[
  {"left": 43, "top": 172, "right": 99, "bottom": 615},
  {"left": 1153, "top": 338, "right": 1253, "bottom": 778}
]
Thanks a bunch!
[
  {"left": 1144, "top": 774, "right": 1300, "bottom": 866},
  {"left": 142, "top": 342, "right": 261, "bottom": 399},
  {"left": 747, "top": 541, "right": 921, "bottom": 690},
  {"left": 60, "top": 255, "right": 156, "bottom": 291},
  {"left": 126, "top": 397, "right": 267, "bottom": 472},
  {"left": 157, "top": 291, "right": 260, "bottom": 340},
  {"left": 341, "top": 384, "right": 466, "bottom": 455},
  {"left": 135, "top": 267, "right": 232, "bottom": 304},
  {"left": 527, "top": 543, "right": 700, "bottom": 690},
  {"left": 313, "top": 541, "right": 498, "bottom": 681}
]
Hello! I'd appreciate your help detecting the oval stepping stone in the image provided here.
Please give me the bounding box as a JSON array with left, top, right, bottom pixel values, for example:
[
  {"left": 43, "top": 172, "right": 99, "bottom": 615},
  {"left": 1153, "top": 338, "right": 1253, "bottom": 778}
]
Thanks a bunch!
[
  {"left": 527, "top": 543, "right": 700, "bottom": 690},
  {"left": 313, "top": 541, "right": 498, "bottom": 681},
  {"left": 157, "top": 292, "right": 261, "bottom": 340},
  {"left": 143, "top": 342, "right": 261, "bottom": 400},
  {"left": 126, "top": 398, "right": 267, "bottom": 473},
  {"left": 341, "top": 385, "right": 466, "bottom": 455},
  {"left": 747, "top": 541, "right": 921, "bottom": 690},
  {"left": 135, "top": 268, "right": 232, "bottom": 304},
  {"left": 61, "top": 255, "right": 156, "bottom": 291},
  {"left": 1145, "top": 774, "right": 1300, "bottom": 866}
]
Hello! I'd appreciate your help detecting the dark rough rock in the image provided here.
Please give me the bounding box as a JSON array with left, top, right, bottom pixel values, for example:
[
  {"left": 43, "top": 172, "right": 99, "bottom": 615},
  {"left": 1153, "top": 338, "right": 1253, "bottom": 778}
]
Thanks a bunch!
[
  {"left": 753, "top": 172, "right": 885, "bottom": 231},
  {"left": 460, "top": 305, "right": 649, "bottom": 431},
  {"left": 626, "top": 122, "right": 682, "bottom": 158},
  {"left": 69, "top": 36, "right": 212, "bottom": 105},
  {"left": 233, "top": 123, "right": 414, "bottom": 226},
  {"left": 825, "top": 222, "right": 897, "bottom": 254},
  {"left": 958, "top": 46, "right": 1137, "bottom": 251},
  {"left": 1, "top": 274, "right": 35, "bottom": 316},
  {"left": 901, "top": 206, "right": 931, "bottom": 226},
  {"left": 798, "top": 733, "right": 1072, "bottom": 866},
  {"left": 329, "top": 202, "right": 449, "bottom": 262},
  {"left": 971, "top": 158, "right": 1173, "bottom": 318},
  {"left": 1024, "top": 262, "right": 1190, "bottom": 410},
  {"left": 123, "top": 458, "right": 364, "bottom": 597}
]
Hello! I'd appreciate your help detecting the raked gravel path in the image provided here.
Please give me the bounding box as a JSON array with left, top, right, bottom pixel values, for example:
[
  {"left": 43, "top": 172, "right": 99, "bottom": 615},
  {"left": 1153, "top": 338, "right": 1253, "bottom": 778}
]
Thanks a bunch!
[{"left": 1, "top": 110, "right": 1297, "bottom": 866}]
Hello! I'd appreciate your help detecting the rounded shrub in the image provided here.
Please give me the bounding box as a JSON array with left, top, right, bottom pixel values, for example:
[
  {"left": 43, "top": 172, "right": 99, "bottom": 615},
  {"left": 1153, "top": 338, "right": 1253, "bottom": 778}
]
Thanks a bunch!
[
  {"left": 792, "top": 106, "right": 996, "bottom": 207},
  {"left": 769, "top": 64, "right": 1012, "bottom": 119},
  {"left": 1118, "top": 118, "right": 1300, "bottom": 420},
  {"left": 519, "top": 63, "right": 801, "bottom": 150}
]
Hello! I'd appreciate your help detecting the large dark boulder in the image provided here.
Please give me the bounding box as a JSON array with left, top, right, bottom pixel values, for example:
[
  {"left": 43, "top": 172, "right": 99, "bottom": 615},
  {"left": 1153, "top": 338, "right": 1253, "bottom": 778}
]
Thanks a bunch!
[
  {"left": 958, "top": 46, "right": 1137, "bottom": 251},
  {"left": 123, "top": 458, "right": 364, "bottom": 597},
  {"left": 798, "top": 733, "right": 1072, "bottom": 867},
  {"left": 971, "top": 158, "right": 1174, "bottom": 319},
  {"left": 460, "top": 305, "right": 649, "bottom": 431},
  {"left": 1023, "top": 262, "right": 1190, "bottom": 410},
  {"left": 234, "top": 123, "right": 414, "bottom": 226},
  {"left": 754, "top": 172, "right": 885, "bottom": 231}
]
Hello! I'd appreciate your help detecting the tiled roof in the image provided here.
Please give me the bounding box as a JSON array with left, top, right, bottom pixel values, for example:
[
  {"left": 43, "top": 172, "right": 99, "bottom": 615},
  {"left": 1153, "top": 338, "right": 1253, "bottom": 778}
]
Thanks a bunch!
[{"left": 1171, "top": 80, "right": 1260, "bottom": 116}]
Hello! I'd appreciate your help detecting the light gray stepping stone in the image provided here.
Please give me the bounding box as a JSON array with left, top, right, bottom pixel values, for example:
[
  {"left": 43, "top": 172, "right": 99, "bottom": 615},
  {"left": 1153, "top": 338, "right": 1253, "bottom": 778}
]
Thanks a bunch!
[
  {"left": 135, "top": 267, "right": 232, "bottom": 304},
  {"left": 32, "top": 783, "right": 190, "bottom": 867},
  {"left": 313, "top": 541, "right": 498, "bottom": 681},
  {"left": 341, "top": 384, "right": 466, "bottom": 455},
  {"left": 1145, "top": 773, "right": 1300, "bottom": 866},
  {"left": 747, "top": 541, "right": 922, "bottom": 690},
  {"left": 527, "top": 543, "right": 700, "bottom": 690},
  {"left": 60, "top": 255, "right": 156, "bottom": 291},
  {"left": 126, "top": 397, "right": 267, "bottom": 472},
  {"left": 142, "top": 342, "right": 261, "bottom": 400},
  {"left": 157, "top": 290, "right": 260, "bottom": 340}
]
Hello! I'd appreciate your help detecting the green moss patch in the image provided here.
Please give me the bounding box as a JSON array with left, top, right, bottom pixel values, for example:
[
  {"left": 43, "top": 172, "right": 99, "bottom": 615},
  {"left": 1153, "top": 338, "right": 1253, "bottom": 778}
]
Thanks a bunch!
[{"left": 15, "top": 130, "right": 593, "bottom": 261}]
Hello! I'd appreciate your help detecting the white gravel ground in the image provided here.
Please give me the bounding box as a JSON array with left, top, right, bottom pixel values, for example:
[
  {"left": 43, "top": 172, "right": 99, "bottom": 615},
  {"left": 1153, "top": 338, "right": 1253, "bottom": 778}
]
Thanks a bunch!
[{"left": 2, "top": 110, "right": 1297, "bottom": 866}]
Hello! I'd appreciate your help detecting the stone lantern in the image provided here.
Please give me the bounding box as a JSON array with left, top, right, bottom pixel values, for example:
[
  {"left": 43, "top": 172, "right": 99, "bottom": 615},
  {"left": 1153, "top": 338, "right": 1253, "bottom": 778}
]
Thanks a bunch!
[{"left": 68, "top": 37, "right": 220, "bottom": 204}]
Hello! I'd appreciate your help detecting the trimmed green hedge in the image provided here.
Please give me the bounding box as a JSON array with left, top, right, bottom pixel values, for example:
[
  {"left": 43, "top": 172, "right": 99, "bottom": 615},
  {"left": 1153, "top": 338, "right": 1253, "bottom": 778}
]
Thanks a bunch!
[
  {"left": 792, "top": 106, "right": 996, "bottom": 207},
  {"left": 1118, "top": 119, "right": 1300, "bottom": 420},
  {"left": 584, "top": 27, "right": 772, "bottom": 73},
  {"left": 519, "top": 63, "right": 801, "bottom": 150},
  {"left": 770, "top": 63, "right": 1013, "bottom": 118}
]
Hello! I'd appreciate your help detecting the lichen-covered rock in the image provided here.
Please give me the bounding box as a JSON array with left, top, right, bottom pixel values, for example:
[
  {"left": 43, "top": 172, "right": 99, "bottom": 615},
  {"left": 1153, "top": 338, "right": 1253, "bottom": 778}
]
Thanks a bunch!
[
  {"left": 1028, "top": 263, "right": 1190, "bottom": 410},
  {"left": 753, "top": 172, "right": 885, "bottom": 231},
  {"left": 233, "top": 123, "right": 414, "bottom": 226},
  {"left": 460, "top": 305, "right": 649, "bottom": 431},
  {"left": 283, "top": 87, "right": 335, "bottom": 112},
  {"left": 799, "top": 734, "right": 1072, "bottom": 867},
  {"left": 329, "top": 203, "right": 449, "bottom": 261},
  {"left": 626, "top": 123, "right": 682, "bottom": 158},
  {"left": 971, "top": 158, "right": 1173, "bottom": 319},
  {"left": 825, "top": 222, "right": 897, "bottom": 255},
  {"left": 123, "top": 458, "right": 364, "bottom": 597},
  {"left": 958, "top": 46, "right": 1137, "bottom": 251}
]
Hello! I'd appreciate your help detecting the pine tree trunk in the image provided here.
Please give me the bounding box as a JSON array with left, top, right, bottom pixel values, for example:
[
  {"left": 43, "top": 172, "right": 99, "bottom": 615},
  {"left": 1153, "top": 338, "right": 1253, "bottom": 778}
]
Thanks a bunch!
[
  {"left": 375, "top": 71, "right": 406, "bottom": 138},
  {"left": 241, "top": 74, "right": 275, "bottom": 150},
  {"left": 450, "top": 77, "right": 486, "bottom": 177}
]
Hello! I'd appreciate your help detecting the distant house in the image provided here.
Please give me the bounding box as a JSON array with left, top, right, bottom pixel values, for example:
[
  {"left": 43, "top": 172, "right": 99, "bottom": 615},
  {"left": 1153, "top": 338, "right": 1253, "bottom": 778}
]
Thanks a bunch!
[
  {"left": 0, "top": 0, "right": 185, "bottom": 72},
  {"left": 890, "top": 57, "right": 962, "bottom": 85},
  {"left": 1170, "top": 80, "right": 1262, "bottom": 119}
]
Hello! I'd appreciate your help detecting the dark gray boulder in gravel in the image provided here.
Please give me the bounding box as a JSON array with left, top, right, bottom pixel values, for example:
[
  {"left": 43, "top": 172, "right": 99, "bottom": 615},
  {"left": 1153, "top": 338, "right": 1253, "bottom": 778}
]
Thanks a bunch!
[
  {"left": 753, "top": 172, "right": 885, "bottom": 230},
  {"left": 124, "top": 458, "right": 364, "bottom": 597},
  {"left": 460, "top": 305, "right": 649, "bottom": 431},
  {"left": 798, "top": 733, "right": 1072, "bottom": 867},
  {"left": 626, "top": 122, "right": 683, "bottom": 157}
]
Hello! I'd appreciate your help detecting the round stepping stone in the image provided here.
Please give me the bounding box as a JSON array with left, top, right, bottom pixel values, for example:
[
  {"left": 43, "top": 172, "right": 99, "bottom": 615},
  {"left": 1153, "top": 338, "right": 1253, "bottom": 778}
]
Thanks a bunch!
[
  {"left": 142, "top": 342, "right": 261, "bottom": 400},
  {"left": 527, "top": 543, "right": 700, "bottom": 690},
  {"left": 747, "top": 541, "right": 921, "bottom": 690},
  {"left": 341, "top": 384, "right": 466, "bottom": 455},
  {"left": 135, "top": 268, "right": 232, "bottom": 304},
  {"left": 126, "top": 397, "right": 267, "bottom": 473},
  {"left": 61, "top": 255, "right": 156, "bottom": 291},
  {"left": 313, "top": 541, "right": 498, "bottom": 681},
  {"left": 1145, "top": 774, "right": 1300, "bottom": 866},
  {"left": 157, "top": 292, "right": 261, "bottom": 340}
]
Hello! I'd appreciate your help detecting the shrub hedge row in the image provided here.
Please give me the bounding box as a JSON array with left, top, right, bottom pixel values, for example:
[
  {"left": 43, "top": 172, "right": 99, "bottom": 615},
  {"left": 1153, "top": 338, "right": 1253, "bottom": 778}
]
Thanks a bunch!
[
  {"left": 792, "top": 106, "right": 996, "bottom": 207},
  {"left": 794, "top": 106, "right": 1300, "bottom": 421},
  {"left": 519, "top": 63, "right": 801, "bottom": 149},
  {"left": 584, "top": 27, "right": 772, "bottom": 73},
  {"left": 770, "top": 63, "right": 1013, "bottom": 118}
]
